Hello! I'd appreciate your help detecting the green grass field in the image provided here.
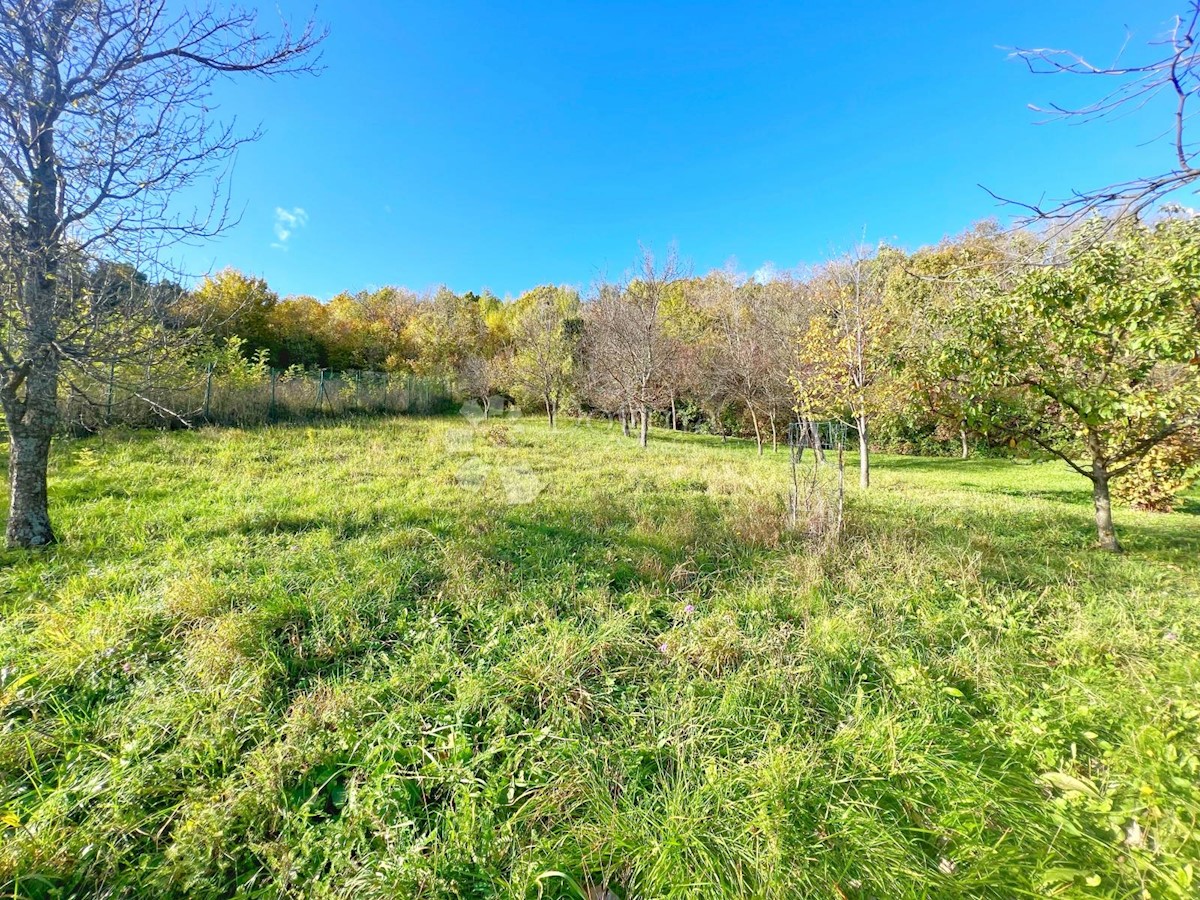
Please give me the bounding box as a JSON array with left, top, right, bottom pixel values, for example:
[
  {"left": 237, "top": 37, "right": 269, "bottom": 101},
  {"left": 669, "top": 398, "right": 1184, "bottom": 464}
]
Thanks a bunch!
[{"left": 1, "top": 417, "right": 1198, "bottom": 899}]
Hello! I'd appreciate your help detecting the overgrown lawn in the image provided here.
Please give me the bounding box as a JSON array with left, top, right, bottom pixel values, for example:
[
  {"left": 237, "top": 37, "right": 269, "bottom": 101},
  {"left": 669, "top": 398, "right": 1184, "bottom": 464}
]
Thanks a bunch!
[{"left": 1, "top": 417, "right": 1197, "bottom": 899}]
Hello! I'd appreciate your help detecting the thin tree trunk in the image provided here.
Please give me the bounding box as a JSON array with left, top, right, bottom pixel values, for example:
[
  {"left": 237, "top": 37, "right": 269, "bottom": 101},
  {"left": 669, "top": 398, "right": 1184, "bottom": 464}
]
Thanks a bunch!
[
  {"left": 621, "top": 405, "right": 630, "bottom": 438},
  {"left": 670, "top": 394, "right": 677, "bottom": 430},
  {"left": 857, "top": 413, "right": 870, "bottom": 489},
  {"left": 769, "top": 411, "right": 778, "bottom": 453},
  {"left": 960, "top": 426, "right": 969, "bottom": 460},
  {"left": 713, "top": 406, "right": 727, "bottom": 443},
  {"left": 836, "top": 442, "right": 846, "bottom": 534},
  {"left": 810, "top": 418, "right": 825, "bottom": 465},
  {"left": 1092, "top": 466, "right": 1123, "bottom": 553},
  {"left": 749, "top": 406, "right": 763, "bottom": 455},
  {"left": 639, "top": 403, "right": 649, "bottom": 448},
  {"left": 544, "top": 394, "right": 554, "bottom": 428}
]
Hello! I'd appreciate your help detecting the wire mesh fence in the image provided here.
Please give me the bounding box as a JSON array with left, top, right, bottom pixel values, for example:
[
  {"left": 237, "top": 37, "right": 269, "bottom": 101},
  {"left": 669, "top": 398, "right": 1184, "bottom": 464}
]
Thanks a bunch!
[
  {"left": 58, "top": 368, "right": 456, "bottom": 433},
  {"left": 785, "top": 419, "right": 848, "bottom": 541},
  {"left": 786, "top": 419, "right": 850, "bottom": 457}
]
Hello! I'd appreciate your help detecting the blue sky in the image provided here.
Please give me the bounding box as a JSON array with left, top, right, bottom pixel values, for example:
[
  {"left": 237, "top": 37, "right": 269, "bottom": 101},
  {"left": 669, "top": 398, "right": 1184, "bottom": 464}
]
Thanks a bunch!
[{"left": 174, "top": 1, "right": 1190, "bottom": 298}]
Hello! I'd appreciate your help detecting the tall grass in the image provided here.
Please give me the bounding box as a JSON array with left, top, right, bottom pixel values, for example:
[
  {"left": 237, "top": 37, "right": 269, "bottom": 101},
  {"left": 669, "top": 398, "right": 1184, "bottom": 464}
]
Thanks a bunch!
[{"left": 0, "top": 418, "right": 1197, "bottom": 898}]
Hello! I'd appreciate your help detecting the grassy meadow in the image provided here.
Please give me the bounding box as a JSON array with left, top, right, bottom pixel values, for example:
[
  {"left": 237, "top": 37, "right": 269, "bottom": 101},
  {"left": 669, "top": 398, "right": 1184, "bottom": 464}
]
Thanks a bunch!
[{"left": 1, "top": 416, "right": 1198, "bottom": 899}]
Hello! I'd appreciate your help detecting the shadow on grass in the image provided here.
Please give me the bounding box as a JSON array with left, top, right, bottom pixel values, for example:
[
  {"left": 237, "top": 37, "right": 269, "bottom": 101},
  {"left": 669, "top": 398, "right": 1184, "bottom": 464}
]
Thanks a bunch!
[
  {"left": 1175, "top": 494, "right": 1200, "bottom": 517},
  {"left": 472, "top": 494, "right": 774, "bottom": 599},
  {"left": 858, "top": 476, "right": 1199, "bottom": 586},
  {"left": 982, "top": 486, "right": 1094, "bottom": 507},
  {"left": 875, "top": 455, "right": 1023, "bottom": 474}
]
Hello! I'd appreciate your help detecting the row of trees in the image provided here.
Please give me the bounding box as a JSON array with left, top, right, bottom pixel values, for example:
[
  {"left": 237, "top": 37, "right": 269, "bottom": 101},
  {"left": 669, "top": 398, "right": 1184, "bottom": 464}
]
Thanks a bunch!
[
  {"left": 186, "top": 217, "right": 1200, "bottom": 553},
  {"left": 2, "top": 0, "right": 1197, "bottom": 550},
  {"left": 5, "top": 207, "right": 1197, "bottom": 556}
]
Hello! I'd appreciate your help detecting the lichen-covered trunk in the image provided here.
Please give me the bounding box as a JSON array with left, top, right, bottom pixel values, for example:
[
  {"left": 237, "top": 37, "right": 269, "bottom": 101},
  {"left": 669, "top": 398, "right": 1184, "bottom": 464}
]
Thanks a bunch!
[
  {"left": 7, "top": 428, "right": 55, "bottom": 547},
  {"left": 5, "top": 333, "right": 60, "bottom": 548},
  {"left": 5, "top": 95, "right": 62, "bottom": 547}
]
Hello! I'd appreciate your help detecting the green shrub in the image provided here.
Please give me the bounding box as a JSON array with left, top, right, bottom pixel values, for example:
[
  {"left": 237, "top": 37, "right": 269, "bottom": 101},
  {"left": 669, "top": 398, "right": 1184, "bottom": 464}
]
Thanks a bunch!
[{"left": 1115, "top": 429, "right": 1200, "bottom": 512}]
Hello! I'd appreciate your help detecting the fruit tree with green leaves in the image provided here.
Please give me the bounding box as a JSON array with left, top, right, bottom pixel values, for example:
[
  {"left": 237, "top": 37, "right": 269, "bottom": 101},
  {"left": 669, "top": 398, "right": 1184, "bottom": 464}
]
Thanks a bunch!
[{"left": 951, "top": 216, "right": 1200, "bottom": 552}]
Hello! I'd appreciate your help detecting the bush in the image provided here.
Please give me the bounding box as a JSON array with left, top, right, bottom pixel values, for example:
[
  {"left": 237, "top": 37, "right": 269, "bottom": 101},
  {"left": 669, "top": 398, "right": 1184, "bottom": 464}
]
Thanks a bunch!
[{"left": 1114, "top": 429, "right": 1200, "bottom": 512}]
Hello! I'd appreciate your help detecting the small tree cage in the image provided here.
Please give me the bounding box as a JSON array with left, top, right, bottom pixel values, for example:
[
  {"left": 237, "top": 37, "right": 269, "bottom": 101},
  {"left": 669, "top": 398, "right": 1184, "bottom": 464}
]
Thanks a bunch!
[{"left": 786, "top": 419, "right": 847, "bottom": 538}]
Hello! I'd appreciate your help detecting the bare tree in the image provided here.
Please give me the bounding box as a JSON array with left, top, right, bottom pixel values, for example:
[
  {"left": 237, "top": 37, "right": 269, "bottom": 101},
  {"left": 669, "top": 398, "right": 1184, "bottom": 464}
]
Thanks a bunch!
[
  {"left": 754, "top": 277, "right": 806, "bottom": 454},
  {"left": 794, "top": 245, "right": 896, "bottom": 489},
  {"left": 581, "top": 247, "right": 683, "bottom": 448},
  {"left": 999, "top": 5, "right": 1200, "bottom": 222},
  {"left": 695, "top": 273, "right": 792, "bottom": 455},
  {"left": 0, "top": 1, "right": 323, "bottom": 547}
]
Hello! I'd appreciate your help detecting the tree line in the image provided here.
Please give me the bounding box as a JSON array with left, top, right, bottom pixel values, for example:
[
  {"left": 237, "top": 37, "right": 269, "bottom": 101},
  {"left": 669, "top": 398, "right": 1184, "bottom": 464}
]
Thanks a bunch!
[
  {"left": 180, "top": 217, "right": 1200, "bottom": 553},
  {"left": 3, "top": 0, "right": 1198, "bottom": 551}
]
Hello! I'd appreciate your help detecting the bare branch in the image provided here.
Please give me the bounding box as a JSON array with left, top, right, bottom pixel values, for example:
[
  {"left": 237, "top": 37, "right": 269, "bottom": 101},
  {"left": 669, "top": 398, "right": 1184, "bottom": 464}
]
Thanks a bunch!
[{"left": 992, "top": 5, "right": 1200, "bottom": 224}]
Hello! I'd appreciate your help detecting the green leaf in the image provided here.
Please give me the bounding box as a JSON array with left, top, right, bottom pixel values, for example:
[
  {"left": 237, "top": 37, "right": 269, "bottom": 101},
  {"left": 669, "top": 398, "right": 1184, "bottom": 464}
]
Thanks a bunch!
[{"left": 1039, "top": 771, "right": 1100, "bottom": 797}]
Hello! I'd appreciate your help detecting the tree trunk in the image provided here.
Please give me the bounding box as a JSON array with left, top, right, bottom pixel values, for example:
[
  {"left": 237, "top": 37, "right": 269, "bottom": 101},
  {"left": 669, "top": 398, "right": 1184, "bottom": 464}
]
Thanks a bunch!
[
  {"left": 670, "top": 394, "right": 677, "bottom": 430},
  {"left": 857, "top": 414, "right": 870, "bottom": 489},
  {"left": 810, "top": 418, "right": 825, "bottom": 465},
  {"left": 960, "top": 426, "right": 969, "bottom": 460},
  {"left": 769, "top": 411, "right": 778, "bottom": 453},
  {"left": 5, "top": 121, "right": 61, "bottom": 548},
  {"left": 5, "top": 342, "right": 60, "bottom": 548},
  {"left": 1092, "top": 466, "right": 1123, "bottom": 553},
  {"left": 639, "top": 403, "right": 649, "bottom": 448},
  {"left": 544, "top": 394, "right": 555, "bottom": 428},
  {"left": 621, "top": 406, "right": 630, "bottom": 438},
  {"left": 749, "top": 406, "right": 763, "bottom": 455},
  {"left": 7, "top": 429, "right": 55, "bottom": 547}
]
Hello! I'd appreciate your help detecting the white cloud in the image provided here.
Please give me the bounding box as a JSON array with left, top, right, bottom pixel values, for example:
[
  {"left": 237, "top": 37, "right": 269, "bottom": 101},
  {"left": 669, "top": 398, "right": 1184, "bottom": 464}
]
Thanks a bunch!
[
  {"left": 752, "top": 262, "right": 778, "bottom": 284},
  {"left": 271, "top": 206, "right": 309, "bottom": 250}
]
